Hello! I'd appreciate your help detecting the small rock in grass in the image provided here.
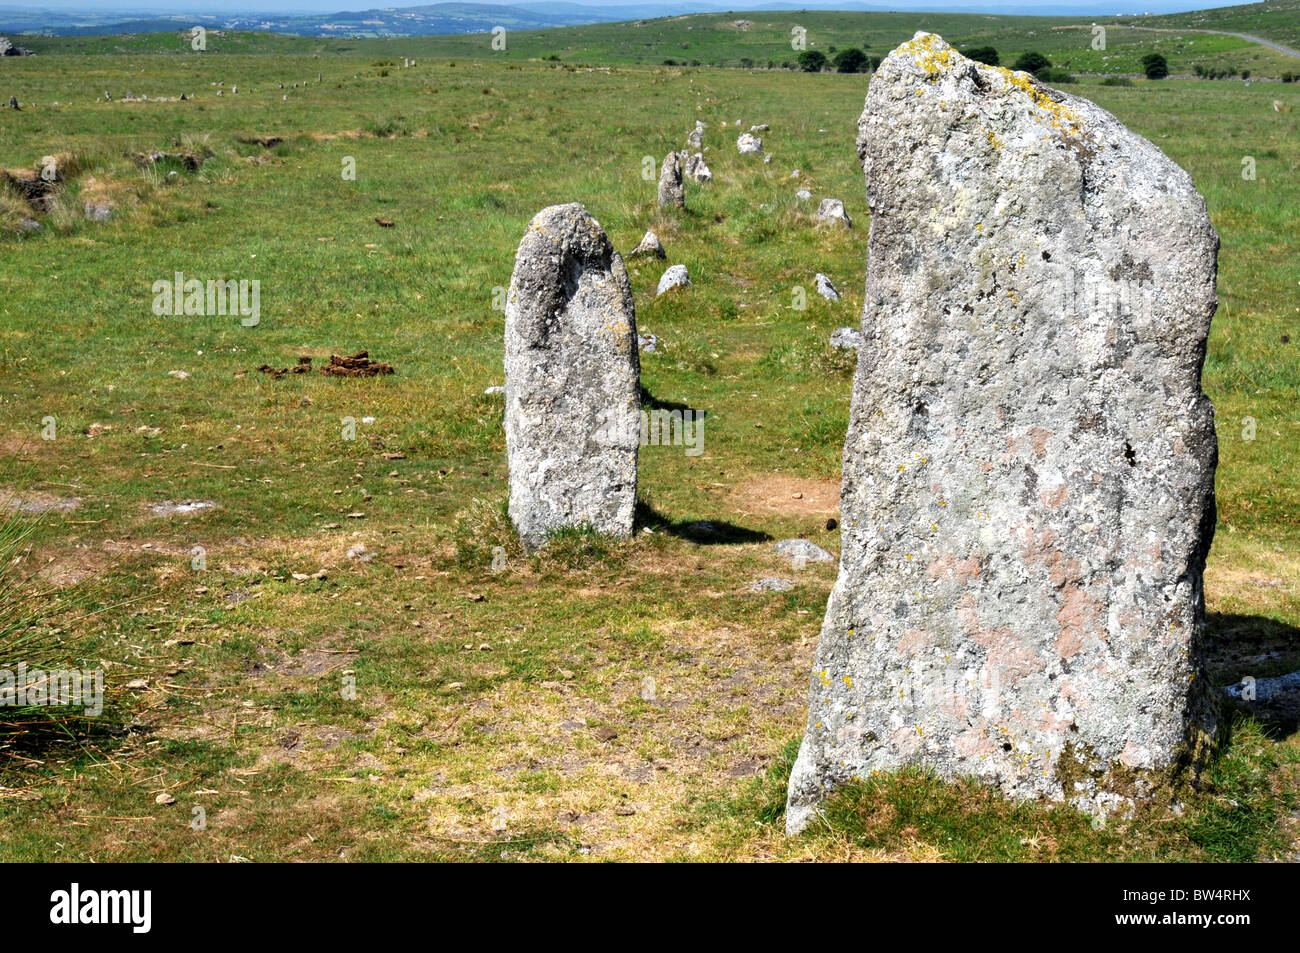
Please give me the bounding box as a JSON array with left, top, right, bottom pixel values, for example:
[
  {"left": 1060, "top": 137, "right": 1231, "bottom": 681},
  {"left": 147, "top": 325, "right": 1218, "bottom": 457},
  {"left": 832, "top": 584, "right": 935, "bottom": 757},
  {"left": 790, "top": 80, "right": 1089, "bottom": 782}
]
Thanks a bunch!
[{"left": 656, "top": 264, "right": 691, "bottom": 295}]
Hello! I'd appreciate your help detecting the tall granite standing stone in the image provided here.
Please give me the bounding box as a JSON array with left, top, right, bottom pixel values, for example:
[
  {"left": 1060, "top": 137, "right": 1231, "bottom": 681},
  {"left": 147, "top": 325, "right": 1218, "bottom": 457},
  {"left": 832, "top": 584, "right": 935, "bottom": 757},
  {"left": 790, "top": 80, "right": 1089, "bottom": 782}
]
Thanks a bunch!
[
  {"left": 787, "top": 34, "right": 1220, "bottom": 833},
  {"left": 657, "top": 152, "right": 684, "bottom": 209},
  {"left": 504, "top": 203, "right": 641, "bottom": 549}
]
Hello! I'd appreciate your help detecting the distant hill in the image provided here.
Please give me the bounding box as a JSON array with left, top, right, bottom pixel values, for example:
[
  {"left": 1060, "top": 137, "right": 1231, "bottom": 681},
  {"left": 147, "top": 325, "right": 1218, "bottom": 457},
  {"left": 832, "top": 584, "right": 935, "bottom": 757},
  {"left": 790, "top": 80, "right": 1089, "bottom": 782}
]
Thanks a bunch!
[{"left": 1119, "top": 0, "right": 1300, "bottom": 49}]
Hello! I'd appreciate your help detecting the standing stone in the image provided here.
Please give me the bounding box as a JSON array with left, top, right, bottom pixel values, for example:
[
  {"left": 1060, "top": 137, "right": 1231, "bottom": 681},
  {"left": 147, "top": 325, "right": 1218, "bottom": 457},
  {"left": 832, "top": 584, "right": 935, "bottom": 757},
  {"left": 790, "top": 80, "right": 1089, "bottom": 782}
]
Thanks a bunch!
[
  {"left": 657, "top": 151, "right": 684, "bottom": 209},
  {"left": 687, "top": 125, "right": 703, "bottom": 150},
  {"left": 737, "top": 133, "right": 763, "bottom": 155},
  {"left": 684, "top": 152, "right": 712, "bottom": 183},
  {"left": 630, "top": 230, "right": 665, "bottom": 259},
  {"left": 787, "top": 33, "right": 1220, "bottom": 834},
  {"left": 815, "top": 198, "right": 852, "bottom": 229},
  {"left": 504, "top": 203, "right": 640, "bottom": 549}
]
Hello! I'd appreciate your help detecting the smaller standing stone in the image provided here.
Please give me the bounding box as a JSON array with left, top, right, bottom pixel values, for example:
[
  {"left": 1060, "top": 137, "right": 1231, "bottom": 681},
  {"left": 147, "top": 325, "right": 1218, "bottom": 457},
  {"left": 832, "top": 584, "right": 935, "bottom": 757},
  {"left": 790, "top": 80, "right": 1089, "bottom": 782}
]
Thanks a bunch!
[
  {"left": 795, "top": 189, "right": 812, "bottom": 201},
  {"left": 737, "top": 133, "right": 763, "bottom": 155},
  {"left": 630, "top": 230, "right": 666, "bottom": 259},
  {"left": 814, "top": 273, "right": 840, "bottom": 301},
  {"left": 687, "top": 126, "right": 703, "bottom": 150},
  {"left": 750, "top": 123, "right": 769, "bottom": 132},
  {"left": 656, "top": 265, "right": 691, "bottom": 295},
  {"left": 657, "top": 151, "right": 684, "bottom": 208},
  {"left": 504, "top": 203, "right": 640, "bottom": 549},
  {"left": 684, "top": 152, "right": 712, "bottom": 183},
  {"left": 816, "top": 198, "right": 852, "bottom": 229}
]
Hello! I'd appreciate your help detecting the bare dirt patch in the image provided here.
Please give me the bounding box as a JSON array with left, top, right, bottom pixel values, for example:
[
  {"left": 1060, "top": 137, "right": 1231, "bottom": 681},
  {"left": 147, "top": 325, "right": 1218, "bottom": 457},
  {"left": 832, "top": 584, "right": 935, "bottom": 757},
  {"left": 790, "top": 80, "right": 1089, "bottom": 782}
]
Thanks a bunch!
[{"left": 727, "top": 472, "right": 840, "bottom": 519}]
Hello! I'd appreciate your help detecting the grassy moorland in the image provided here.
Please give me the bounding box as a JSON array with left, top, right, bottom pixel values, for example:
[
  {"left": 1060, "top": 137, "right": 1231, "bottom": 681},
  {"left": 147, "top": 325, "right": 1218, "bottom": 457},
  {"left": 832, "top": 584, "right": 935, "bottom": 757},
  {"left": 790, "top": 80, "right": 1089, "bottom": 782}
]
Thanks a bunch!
[
  {"left": 1128, "top": 0, "right": 1300, "bottom": 50},
  {"left": 0, "top": 22, "right": 1297, "bottom": 860}
]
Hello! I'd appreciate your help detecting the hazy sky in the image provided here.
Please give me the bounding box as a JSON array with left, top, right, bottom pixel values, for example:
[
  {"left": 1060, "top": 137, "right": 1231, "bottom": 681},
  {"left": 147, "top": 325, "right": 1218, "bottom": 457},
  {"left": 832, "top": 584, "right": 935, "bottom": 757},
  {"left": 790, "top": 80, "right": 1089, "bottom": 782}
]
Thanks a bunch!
[{"left": 7, "top": 0, "right": 1265, "bottom": 13}]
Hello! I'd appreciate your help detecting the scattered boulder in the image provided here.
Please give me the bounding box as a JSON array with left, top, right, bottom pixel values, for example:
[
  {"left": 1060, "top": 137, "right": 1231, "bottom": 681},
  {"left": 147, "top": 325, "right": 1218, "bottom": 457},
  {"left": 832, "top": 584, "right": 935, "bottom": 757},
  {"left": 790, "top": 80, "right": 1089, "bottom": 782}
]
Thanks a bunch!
[
  {"left": 686, "top": 126, "right": 703, "bottom": 150},
  {"left": 795, "top": 189, "right": 812, "bottom": 201},
  {"left": 815, "top": 273, "right": 840, "bottom": 301},
  {"left": 504, "top": 203, "right": 640, "bottom": 549},
  {"left": 129, "top": 149, "right": 207, "bottom": 172},
  {"left": 829, "top": 327, "right": 863, "bottom": 350},
  {"left": 630, "top": 230, "right": 666, "bottom": 259},
  {"left": 751, "top": 577, "right": 795, "bottom": 593},
  {"left": 657, "top": 151, "right": 684, "bottom": 209},
  {"left": 84, "top": 199, "right": 114, "bottom": 222},
  {"left": 786, "top": 33, "right": 1222, "bottom": 834},
  {"left": 656, "top": 264, "right": 691, "bottom": 295},
  {"left": 815, "top": 198, "right": 852, "bottom": 229},
  {"left": 638, "top": 332, "right": 659, "bottom": 354},
  {"left": 484, "top": 385, "right": 505, "bottom": 395},
  {"left": 150, "top": 500, "right": 217, "bottom": 517},
  {"left": 736, "top": 133, "right": 763, "bottom": 155},
  {"left": 773, "top": 539, "right": 834, "bottom": 564},
  {"left": 750, "top": 123, "right": 769, "bottom": 132}
]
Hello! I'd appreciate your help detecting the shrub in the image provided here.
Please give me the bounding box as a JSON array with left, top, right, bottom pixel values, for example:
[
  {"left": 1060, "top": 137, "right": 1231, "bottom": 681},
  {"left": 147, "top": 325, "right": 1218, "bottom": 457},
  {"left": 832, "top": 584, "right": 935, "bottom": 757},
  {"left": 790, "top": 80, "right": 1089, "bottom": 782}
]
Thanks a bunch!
[
  {"left": 1101, "top": 76, "right": 1135, "bottom": 87},
  {"left": 1142, "top": 53, "right": 1169, "bottom": 80},
  {"left": 1038, "top": 67, "right": 1076, "bottom": 84},
  {"left": 962, "top": 46, "right": 999, "bottom": 66},
  {"left": 797, "top": 50, "right": 827, "bottom": 72},
  {"left": 1013, "top": 51, "right": 1051, "bottom": 76},
  {"left": 832, "top": 48, "right": 869, "bottom": 73}
]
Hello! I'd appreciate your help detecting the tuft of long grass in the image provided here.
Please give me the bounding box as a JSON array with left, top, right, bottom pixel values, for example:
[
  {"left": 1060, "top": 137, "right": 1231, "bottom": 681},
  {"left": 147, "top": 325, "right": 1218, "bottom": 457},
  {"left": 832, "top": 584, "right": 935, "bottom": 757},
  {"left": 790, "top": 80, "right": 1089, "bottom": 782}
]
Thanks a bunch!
[{"left": 0, "top": 503, "right": 81, "bottom": 744}]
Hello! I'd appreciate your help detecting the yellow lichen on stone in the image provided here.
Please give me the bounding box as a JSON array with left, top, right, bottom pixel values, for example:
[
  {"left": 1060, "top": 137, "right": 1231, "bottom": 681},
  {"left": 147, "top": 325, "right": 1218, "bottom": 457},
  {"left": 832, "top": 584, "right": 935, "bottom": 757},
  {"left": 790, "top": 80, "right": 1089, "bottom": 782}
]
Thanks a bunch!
[
  {"left": 898, "top": 33, "right": 955, "bottom": 82},
  {"left": 996, "top": 66, "right": 1084, "bottom": 136}
]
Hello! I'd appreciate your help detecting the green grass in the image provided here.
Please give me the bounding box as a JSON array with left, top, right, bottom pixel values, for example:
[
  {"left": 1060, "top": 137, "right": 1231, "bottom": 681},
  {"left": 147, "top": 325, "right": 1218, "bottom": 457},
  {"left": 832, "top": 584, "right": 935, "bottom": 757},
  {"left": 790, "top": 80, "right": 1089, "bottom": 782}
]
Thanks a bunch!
[{"left": 0, "top": 27, "right": 1296, "bottom": 861}]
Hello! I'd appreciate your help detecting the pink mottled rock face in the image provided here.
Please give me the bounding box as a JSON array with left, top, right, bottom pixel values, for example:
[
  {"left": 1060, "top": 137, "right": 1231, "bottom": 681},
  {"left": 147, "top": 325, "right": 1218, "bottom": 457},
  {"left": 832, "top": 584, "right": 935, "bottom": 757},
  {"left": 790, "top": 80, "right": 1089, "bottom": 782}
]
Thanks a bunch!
[{"left": 786, "top": 33, "right": 1220, "bottom": 834}]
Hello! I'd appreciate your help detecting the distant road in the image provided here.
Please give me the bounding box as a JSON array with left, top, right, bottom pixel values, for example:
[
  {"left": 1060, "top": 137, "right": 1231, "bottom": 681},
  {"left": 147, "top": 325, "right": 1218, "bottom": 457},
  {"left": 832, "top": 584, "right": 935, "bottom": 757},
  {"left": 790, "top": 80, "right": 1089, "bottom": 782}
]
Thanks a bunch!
[{"left": 1115, "top": 24, "right": 1300, "bottom": 60}]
